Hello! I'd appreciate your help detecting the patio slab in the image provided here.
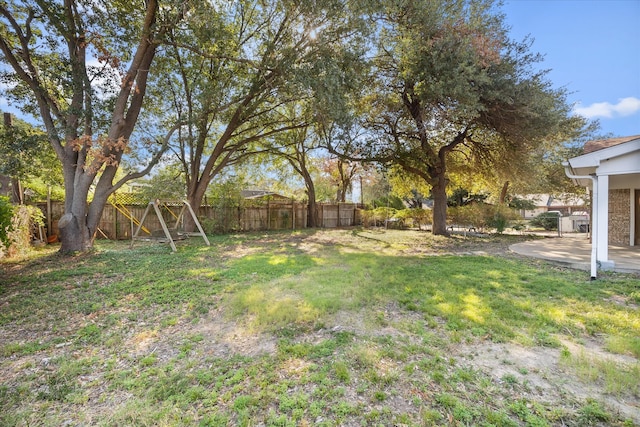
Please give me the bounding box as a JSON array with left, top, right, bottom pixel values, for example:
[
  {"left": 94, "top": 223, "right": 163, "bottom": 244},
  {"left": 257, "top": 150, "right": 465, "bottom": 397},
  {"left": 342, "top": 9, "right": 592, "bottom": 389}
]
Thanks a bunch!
[{"left": 509, "top": 234, "right": 640, "bottom": 275}]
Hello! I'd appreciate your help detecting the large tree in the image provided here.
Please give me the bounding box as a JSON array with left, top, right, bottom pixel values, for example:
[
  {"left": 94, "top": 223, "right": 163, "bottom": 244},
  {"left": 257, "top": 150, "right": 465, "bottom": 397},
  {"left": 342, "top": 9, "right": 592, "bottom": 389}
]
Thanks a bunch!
[
  {"left": 148, "top": 0, "right": 367, "bottom": 231},
  {"left": 329, "top": 0, "right": 585, "bottom": 235},
  {"left": 0, "top": 0, "right": 184, "bottom": 252}
]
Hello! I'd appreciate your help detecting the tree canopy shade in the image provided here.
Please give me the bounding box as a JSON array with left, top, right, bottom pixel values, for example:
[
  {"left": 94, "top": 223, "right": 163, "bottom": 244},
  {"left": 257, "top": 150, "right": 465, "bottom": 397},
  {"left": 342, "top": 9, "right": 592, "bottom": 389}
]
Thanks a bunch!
[
  {"left": 147, "top": 0, "right": 369, "bottom": 231},
  {"left": 328, "top": 0, "right": 589, "bottom": 235},
  {"left": 0, "top": 0, "right": 186, "bottom": 252}
]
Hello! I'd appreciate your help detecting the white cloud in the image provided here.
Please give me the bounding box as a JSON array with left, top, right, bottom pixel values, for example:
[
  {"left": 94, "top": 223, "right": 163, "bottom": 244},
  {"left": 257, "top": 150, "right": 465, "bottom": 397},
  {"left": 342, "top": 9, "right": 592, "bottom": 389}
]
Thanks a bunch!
[{"left": 573, "top": 97, "right": 640, "bottom": 118}]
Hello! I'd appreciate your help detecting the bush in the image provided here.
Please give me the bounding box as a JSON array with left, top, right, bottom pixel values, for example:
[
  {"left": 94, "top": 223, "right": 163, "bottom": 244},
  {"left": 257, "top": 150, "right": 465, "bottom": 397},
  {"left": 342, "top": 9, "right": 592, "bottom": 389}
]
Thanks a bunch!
[
  {"left": 448, "top": 204, "right": 489, "bottom": 230},
  {"left": 0, "top": 200, "right": 45, "bottom": 258},
  {"left": 448, "top": 204, "right": 519, "bottom": 233},
  {"left": 371, "top": 195, "right": 404, "bottom": 210},
  {"left": 361, "top": 207, "right": 397, "bottom": 227},
  {"left": 389, "top": 208, "right": 412, "bottom": 228},
  {"left": 391, "top": 208, "right": 432, "bottom": 229},
  {"left": 530, "top": 212, "right": 561, "bottom": 231},
  {"left": 0, "top": 196, "right": 14, "bottom": 252},
  {"left": 486, "top": 205, "right": 519, "bottom": 234}
]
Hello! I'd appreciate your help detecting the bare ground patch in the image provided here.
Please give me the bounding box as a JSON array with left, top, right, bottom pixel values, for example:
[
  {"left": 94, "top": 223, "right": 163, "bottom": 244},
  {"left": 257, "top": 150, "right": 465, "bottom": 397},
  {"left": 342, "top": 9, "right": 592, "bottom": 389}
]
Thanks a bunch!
[{"left": 456, "top": 341, "right": 640, "bottom": 424}]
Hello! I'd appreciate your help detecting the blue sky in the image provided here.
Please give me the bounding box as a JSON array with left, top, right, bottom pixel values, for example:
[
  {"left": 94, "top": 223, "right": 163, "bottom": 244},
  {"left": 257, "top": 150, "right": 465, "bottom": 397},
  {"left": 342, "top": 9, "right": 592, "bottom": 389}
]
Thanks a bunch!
[{"left": 501, "top": 0, "right": 640, "bottom": 138}]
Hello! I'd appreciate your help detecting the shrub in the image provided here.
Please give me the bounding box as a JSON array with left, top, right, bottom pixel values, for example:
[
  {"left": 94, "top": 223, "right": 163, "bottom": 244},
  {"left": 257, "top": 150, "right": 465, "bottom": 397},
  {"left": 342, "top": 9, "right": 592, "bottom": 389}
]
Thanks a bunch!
[
  {"left": 0, "top": 201, "right": 45, "bottom": 258},
  {"left": 530, "top": 212, "right": 561, "bottom": 231},
  {"left": 486, "top": 205, "right": 519, "bottom": 234},
  {"left": 391, "top": 208, "right": 432, "bottom": 229},
  {"left": 0, "top": 196, "right": 15, "bottom": 253},
  {"left": 448, "top": 204, "right": 489, "bottom": 230},
  {"left": 448, "top": 204, "right": 519, "bottom": 233},
  {"left": 371, "top": 195, "right": 404, "bottom": 210},
  {"left": 390, "top": 208, "right": 412, "bottom": 228},
  {"left": 361, "top": 207, "right": 397, "bottom": 227},
  {"left": 409, "top": 208, "right": 432, "bottom": 229}
]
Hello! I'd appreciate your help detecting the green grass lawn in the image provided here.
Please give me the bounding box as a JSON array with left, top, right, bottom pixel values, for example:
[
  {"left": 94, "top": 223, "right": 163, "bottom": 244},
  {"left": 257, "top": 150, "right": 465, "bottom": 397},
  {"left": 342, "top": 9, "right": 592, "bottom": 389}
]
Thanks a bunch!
[{"left": 1, "top": 229, "right": 638, "bottom": 426}]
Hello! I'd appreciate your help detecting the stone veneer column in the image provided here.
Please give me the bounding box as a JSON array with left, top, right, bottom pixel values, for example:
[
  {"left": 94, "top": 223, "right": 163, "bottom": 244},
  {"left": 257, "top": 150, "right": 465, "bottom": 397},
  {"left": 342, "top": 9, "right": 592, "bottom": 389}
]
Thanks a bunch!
[{"left": 608, "top": 189, "right": 630, "bottom": 245}]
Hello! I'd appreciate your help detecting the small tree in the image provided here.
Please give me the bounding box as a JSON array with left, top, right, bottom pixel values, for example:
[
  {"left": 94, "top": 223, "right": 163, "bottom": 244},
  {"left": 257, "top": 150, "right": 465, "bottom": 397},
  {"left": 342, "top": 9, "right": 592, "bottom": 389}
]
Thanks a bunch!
[
  {"left": 409, "top": 208, "right": 433, "bottom": 230},
  {"left": 392, "top": 208, "right": 433, "bottom": 229}
]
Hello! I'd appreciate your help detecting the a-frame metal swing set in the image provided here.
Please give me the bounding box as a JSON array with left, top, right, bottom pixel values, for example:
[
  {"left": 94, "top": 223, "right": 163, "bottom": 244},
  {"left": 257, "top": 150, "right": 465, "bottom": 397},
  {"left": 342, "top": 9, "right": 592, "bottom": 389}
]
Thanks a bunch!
[{"left": 132, "top": 199, "right": 210, "bottom": 252}]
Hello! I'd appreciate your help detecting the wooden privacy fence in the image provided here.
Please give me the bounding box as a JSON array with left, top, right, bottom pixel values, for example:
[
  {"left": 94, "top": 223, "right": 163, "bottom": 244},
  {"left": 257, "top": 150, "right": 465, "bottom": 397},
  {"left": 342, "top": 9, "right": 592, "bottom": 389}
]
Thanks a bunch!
[{"left": 37, "top": 199, "right": 362, "bottom": 240}]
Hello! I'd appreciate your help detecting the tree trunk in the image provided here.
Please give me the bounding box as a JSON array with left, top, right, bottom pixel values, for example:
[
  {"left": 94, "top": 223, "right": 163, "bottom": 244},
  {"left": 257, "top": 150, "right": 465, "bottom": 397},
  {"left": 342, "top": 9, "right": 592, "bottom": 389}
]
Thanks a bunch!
[
  {"left": 307, "top": 198, "right": 318, "bottom": 227},
  {"left": 299, "top": 167, "right": 318, "bottom": 228},
  {"left": 58, "top": 212, "right": 91, "bottom": 252},
  {"left": 430, "top": 171, "right": 449, "bottom": 236},
  {"left": 306, "top": 183, "right": 319, "bottom": 228},
  {"left": 338, "top": 180, "right": 348, "bottom": 202},
  {"left": 184, "top": 186, "right": 207, "bottom": 232},
  {"left": 499, "top": 181, "right": 509, "bottom": 204},
  {"left": 10, "top": 178, "right": 23, "bottom": 204},
  {"left": 57, "top": 155, "right": 96, "bottom": 252}
]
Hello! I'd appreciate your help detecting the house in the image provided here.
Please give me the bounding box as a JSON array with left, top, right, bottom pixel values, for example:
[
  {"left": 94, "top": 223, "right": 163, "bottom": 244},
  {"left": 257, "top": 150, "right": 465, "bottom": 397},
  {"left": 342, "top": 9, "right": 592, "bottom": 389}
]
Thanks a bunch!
[
  {"left": 563, "top": 134, "right": 640, "bottom": 275},
  {"left": 518, "top": 193, "right": 585, "bottom": 219},
  {"left": 241, "top": 190, "right": 292, "bottom": 203}
]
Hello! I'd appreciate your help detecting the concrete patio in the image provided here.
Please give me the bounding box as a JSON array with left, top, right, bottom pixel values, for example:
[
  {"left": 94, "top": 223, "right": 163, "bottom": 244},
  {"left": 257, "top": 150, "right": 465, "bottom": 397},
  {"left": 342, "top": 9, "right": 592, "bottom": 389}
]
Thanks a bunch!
[{"left": 510, "top": 233, "right": 640, "bottom": 275}]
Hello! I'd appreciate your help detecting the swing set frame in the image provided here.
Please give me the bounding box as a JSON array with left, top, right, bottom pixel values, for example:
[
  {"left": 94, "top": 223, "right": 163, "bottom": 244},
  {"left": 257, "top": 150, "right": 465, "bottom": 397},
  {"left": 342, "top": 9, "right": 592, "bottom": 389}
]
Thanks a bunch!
[{"left": 132, "top": 199, "right": 210, "bottom": 252}]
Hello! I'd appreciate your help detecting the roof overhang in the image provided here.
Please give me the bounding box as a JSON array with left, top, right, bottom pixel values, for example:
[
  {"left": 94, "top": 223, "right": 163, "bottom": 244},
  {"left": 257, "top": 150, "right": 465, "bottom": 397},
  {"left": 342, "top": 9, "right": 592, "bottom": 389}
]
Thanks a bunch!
[{"left": 565, "top": 137, "right": 640, "bottom": 186}]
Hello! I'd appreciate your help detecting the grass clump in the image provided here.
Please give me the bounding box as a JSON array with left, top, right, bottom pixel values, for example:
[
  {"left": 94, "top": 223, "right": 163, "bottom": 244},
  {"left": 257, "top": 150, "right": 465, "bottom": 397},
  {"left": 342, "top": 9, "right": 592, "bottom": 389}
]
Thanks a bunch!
[{"left": 560, "top": 348, "right": 640, "bottom": 396}]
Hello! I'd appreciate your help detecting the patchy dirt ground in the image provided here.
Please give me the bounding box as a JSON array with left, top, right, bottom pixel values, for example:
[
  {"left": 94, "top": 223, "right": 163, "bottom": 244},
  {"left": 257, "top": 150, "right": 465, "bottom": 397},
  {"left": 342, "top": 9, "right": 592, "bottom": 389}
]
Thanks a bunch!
[
  {"left": 455, "top": 341, "right": 640, "bottom": 424},
  {"left": 115, "top": 297, "right": 640, "bottom": 424},
  {"left": 1, "top": 230, "right": 638, "bottom": 425}
]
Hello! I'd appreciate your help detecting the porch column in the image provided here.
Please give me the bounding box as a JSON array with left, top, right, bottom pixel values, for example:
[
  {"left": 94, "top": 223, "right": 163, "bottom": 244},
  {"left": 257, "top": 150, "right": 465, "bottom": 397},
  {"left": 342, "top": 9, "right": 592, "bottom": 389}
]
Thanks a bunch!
[{"left": 596, "top": 174, "right": 612, "bottom": 267}]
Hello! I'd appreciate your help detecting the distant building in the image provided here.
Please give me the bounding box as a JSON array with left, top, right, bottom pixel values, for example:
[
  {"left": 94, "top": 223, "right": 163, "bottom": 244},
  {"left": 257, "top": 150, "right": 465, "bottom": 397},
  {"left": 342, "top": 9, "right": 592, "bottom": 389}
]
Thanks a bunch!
[
  {"left": 241, "top": 190, "right": 292, "bottom": 203},
  {"left": 518, "top": 193, "right": 585, "bottom": 219}
]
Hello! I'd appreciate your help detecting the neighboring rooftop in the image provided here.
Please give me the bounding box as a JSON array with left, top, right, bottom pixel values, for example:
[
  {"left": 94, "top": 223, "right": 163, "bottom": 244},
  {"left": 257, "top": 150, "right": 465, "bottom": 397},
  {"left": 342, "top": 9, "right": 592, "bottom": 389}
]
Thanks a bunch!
[
  {"left": 583, "top": 134, "right": 640, "bottom": 154},
  {"left": 518, "top": 193, "right": 585, "bottom": 207},
  {"left": 241, "top": 190, "right": 291, "bottom": 201}
]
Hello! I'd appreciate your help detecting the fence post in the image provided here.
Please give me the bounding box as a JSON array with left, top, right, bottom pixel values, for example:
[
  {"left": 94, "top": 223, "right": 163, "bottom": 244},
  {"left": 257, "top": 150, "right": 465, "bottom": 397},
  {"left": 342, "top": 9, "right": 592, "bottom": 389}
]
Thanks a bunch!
[
  {"left": 304, "top": 204, "right": 307, "bottom": 229},
  {"left": 292, "top": 202, "right": 296, "bottom": 230},
  {"left": 337, "top": 203, "right": 340, "bottom": 227},
  {"left": 113, "top": 193, "right": 118, "bottom": 240},
  {"left": 353, "top": 204, "right": 356, "bottom": 226},
  {"left": 46, "top": 186, "right": 52, "bottom": 237}
]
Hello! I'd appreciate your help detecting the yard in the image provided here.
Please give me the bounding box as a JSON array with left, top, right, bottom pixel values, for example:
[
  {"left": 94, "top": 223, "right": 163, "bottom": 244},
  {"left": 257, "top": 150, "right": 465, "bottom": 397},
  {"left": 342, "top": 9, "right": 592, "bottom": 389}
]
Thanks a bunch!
[{"left": 1, "top": 229, "right": 639, "bottom": 426}]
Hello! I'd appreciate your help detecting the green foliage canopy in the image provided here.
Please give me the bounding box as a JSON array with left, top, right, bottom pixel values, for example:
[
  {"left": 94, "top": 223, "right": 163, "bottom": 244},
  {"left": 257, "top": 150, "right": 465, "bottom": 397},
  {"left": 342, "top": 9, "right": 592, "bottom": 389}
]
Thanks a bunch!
[{"left": 329, "top": 0, "right": 589, "bottom": 235}]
